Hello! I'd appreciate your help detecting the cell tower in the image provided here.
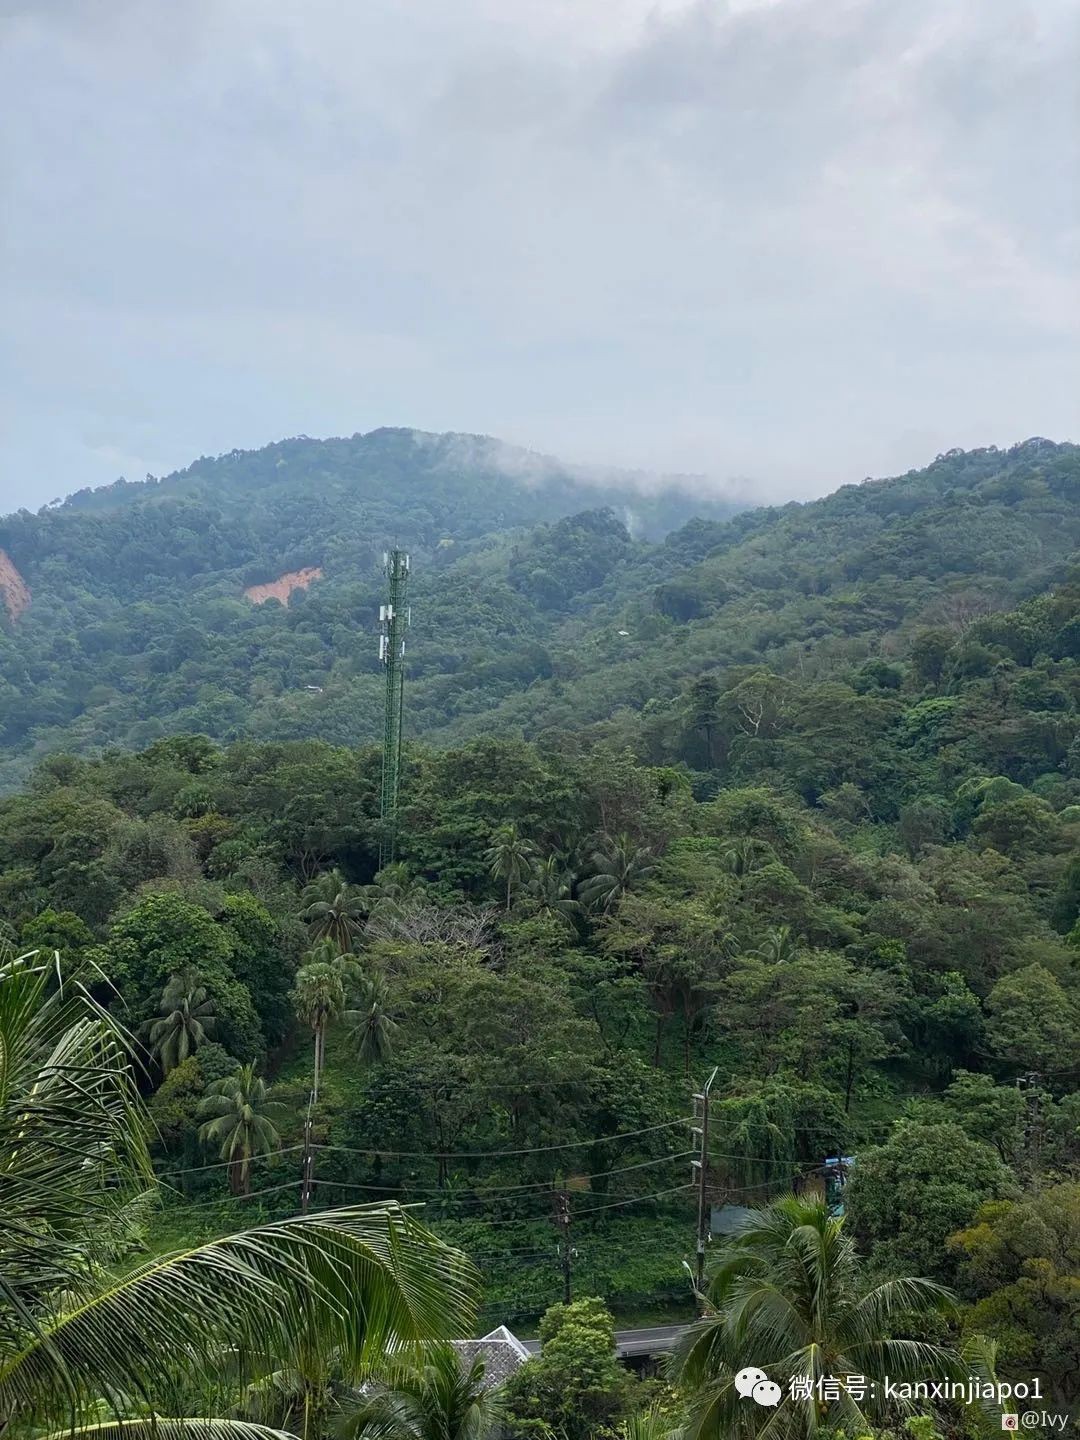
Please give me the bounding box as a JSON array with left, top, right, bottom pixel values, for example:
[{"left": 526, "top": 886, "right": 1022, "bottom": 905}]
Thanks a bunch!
[{"left": 378, "top": 549, "right": 410, "bottom": 868}]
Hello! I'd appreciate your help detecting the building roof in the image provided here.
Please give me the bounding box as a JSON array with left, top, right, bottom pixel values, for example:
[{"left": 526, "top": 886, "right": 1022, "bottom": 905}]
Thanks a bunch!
[{"left": 452, "top": 1326, "right": 532, "bottom": 1389}]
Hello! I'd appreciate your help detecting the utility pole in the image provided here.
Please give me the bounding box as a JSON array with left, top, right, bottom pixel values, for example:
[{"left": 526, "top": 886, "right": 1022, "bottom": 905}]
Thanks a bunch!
[
  {"left": 553, "top": 1189, "right": 572, "bottom": 1304},
  {"left": 378, "top": 549, "right": 410, "bottom": 869},
  {"left": 691, "top": 1066, "right": 718, "bottom": 1297},
  {"left": 300, "top": 1094, "right": 315, "bottom": 1214}
]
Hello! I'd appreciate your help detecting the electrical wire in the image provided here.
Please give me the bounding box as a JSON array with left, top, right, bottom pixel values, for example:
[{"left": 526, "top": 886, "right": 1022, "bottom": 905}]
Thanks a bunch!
[
  {"left": 160, "top": 1180, "right": 302, "bottom": 1208},
  {"left": 157, "top": 1145, "right": 305, "bottom": 1177},
  {"left": 430, "top": 1183, "right": 695, "bottom": 1228},
  {"left": 315, "top": 1118, "right": 686, "bottom": 1160},
  {"left": 313, "top": 1150, "right": 694, "bottom": 1202},
  {"left": 570, "top": 1184, "right": 694, "bottom": 1217}
]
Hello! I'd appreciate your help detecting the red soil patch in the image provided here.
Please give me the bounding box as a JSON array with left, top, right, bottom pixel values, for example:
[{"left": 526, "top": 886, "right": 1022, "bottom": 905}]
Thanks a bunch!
[
  {"left": 0, "top": 549, "right": 30, "bottom": 621},
  {"left": 244, "top": 566, "right": 324, "bottom": 606}
]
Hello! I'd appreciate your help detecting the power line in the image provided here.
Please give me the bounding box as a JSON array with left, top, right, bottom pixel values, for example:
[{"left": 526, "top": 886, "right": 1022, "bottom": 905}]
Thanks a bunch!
[
  {"left": 160, "top": 1180, "right": 301, "bottom": 1208},
  {"left": 314, "top": 1150, "right": 694, "bottom": 1202},
  {"left": 454, "top": 1184, "right": 695, "bottom": 1228},
  {"left": 156, "top": 1145, "right": 305, "bottom": 1178},
  {"left": 571, "top": 1184, "right": 694, "bottom": 1218},
  {"left": 318, "top": 1119, "right": 686, "bottom": 1160}
]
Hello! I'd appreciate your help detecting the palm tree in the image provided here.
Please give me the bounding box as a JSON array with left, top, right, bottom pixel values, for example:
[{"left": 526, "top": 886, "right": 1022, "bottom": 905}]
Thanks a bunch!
[
  {"left": 579, "top": 833, "right": 657, "bottom": 912},
  {"left": 143, "top": 970, "right": 216, "bottom": 1073},
  {"left": 339, "top": 1343, "right": 502, "bottom": 1440},
  {"left": 0, "top": 946, "right": 478, "bottom": 1440},
  {"left": 527, "top": 854, "right": 582, "bottom": 929},
  {"left": 344, "top": 972, "right": 398, "bottom": 1066},
  {"left": 721, "top": 838, "right": 768, "bottom": 878},
  {"left": 752, "top": 924, "right": 798, "bottom": 964},
  {"left": 291, "top": 960, "right": 346, "bottom": 1100},
  {"left": 197, "top": 1063, "right": 285, "bottom": 1195},
  {"left": 300, "top": 868, "right": 368, "bottom": 953},
  {"left": 484, "top": 823, "right": 538, "bottom": 912},
  {"left": 619, "top": 1411, "right": 683, "bottom": 1440},
  {"left": 672, "top": 1195, "right": 957, "bottom": 1439}
]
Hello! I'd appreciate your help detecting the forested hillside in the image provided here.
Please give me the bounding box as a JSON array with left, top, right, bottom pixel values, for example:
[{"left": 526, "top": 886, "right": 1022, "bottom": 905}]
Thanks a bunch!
[
  {"left": 0, "top": 427, "right": 739, "bottom": 788},
  {"left": 1, "top": 436, "right": 1077, "bottom": 800},
  {"left": 2, "top": 433, "right": 1080, "bottom": 1420}
]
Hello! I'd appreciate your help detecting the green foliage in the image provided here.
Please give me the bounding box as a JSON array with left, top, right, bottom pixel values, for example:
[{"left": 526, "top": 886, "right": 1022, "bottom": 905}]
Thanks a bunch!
[
  {"left": 0, "top": 945, "right": 478, "bottom": 1440},
  {"left": 950, "top": 1183, "right": 1080, "bottom": 1405},
  {"left": 107, "top": 892, "right": 264, "bottom": 1060},
  {"left": 339, "top": 1343, "right": 503, "bottom": 1440},
  {"left": 503, "top": 1297, "right": 636, "bottom": 1440},
  {"left": 197, "top": 1063, "right": 285, "bottom": 1194},
  {"left": 674, "top": 1196, "right": 958, "bottom": 1439},
  {"left": 847, "top": 1122, "right": 1015, "bottom": 1282},
  {"left": 143, "top": 972, "right": 217, "bottom": 1074},
  {"left": 983, "top": 965, "right": 1080, "bottom": 1073},
  {"left": 3, "top": 434, "right": 1080, "bottom": 1408}
]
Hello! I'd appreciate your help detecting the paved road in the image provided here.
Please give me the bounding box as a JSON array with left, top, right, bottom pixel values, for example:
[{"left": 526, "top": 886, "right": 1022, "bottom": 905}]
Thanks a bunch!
[{"left": 522, "top": 1324, "right": 685, "bottom": 1359}]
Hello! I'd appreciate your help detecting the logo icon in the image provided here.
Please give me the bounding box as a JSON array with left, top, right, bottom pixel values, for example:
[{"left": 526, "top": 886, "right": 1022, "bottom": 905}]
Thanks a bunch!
[
  {"left": 753, "top": 1381, "right": 783, "bottom": 1407},
  {"left": 735, "top": 1368, "right": 783, "bottom": 1407},
  {"left": 735, "top": 1368, "right": 768, "bottom": 1400},
  {"left": 1001, "top": 1417, "right": 1019, "bottom": 1432}
]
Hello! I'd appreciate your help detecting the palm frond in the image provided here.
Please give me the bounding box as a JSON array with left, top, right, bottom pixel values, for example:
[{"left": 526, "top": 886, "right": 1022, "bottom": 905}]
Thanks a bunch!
[
  {"left": 35, "top": 1420, "right": 299, "bottom": 1440},
  {"left": 0, "top": 1205, "right": 479, "bottom": 1427}
]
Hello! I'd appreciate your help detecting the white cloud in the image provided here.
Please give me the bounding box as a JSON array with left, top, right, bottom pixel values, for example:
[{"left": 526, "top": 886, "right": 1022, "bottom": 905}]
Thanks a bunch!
[{"left": 0, "top": 0, "right": 1076, "bottom": 511}]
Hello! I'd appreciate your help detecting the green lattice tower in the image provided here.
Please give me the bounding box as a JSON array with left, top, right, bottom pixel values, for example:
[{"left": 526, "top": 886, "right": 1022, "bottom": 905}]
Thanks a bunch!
[{"left": 378, "top": 549, "right": 410, "bottom": 868}]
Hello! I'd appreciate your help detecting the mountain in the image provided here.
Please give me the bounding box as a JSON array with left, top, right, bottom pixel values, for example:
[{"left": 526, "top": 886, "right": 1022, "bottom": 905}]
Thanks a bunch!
[
  {"left": 0, "top": 427, "right": 743, "bottom": 789},
  {"left": 0, "top": 431, "right": 1077, "bottom": 796}
]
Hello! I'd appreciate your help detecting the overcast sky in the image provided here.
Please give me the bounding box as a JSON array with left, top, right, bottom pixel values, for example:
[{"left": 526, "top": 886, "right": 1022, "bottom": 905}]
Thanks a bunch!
[{"left": 1, "top": 0, "right": 1077, "bottom": 512}]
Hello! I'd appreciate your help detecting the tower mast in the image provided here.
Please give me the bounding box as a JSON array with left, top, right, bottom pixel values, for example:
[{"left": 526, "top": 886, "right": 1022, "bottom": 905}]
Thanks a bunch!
[{"left": 378, "top": 549, "right": 410, "bottom": 868}]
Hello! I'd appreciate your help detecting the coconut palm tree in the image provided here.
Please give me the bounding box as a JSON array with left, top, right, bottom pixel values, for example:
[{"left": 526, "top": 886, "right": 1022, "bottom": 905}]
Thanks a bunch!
[
  {"left": 360, "top": 864, "right": 424, "bottom": 932},
  {"left": 344, "top": 972, "right": 398, "bottom": 1067},
  {"left": 143, "top": 970, "right": 216, "bottom": 1073},
  {"left": 291, "top": 960, "right": 347, "bottom": 1100},
  {"left": 197, "top": 1063, "right": 286, "bottom": 1194},
  {"left": 619, "top": 1410, "right": 683, "bottom": 1440},
  {"left": 0, "top": 946, "right": 477, "bottom": 1440},
  {"left": 672, "top": 1195, "right": 958, "bottom": 1439},
  {"left": 578, "top": 833, "right": 657, "bottom": 912},
  {"left": 483, "top": 823, "right": 538, "bottom": 912},
  {"left": 721, "top": 838, "right": 769, "bottom": 879},
  {"left": 527, "top": 854, "right": 582, "bottom": 930},
  {"left": 339, "top": 1343, "right": 502, "bottom": 1440},
  {"left": 752, "top": 925, "right": 798, "bottom": 964},
  {"left": 300, "top": 869, "right": 368, "bottom": 953}
]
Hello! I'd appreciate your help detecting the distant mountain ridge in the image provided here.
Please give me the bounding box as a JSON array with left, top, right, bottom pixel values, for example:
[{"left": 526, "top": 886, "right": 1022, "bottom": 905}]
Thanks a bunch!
[
  {"left": 0, "top": 428, "right": 744, "bottom": 606},
  {"left": 0, "top": 430, "right": 1076, "bottom": 793},
  {"left": 47, "top": 426, "right": 739, "bottom": 527}
]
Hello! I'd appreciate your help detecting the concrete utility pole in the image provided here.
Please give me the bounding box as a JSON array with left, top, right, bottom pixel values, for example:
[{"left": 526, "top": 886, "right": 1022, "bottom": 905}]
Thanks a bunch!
[
  {"left": 691, "top": 1067, "right": 718, "bottom": 1295},
  {"left": 378, "top": 549, "right": 410, "bottom": 868},
  {"left": 553, "top": 1189, "right": 572, "bottom": 1304},
  {"left": 300, "top": 1095, "right": 316, "bottom": 1214}
]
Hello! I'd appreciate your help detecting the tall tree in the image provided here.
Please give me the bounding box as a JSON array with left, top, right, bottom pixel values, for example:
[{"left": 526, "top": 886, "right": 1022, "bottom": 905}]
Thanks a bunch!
[
  {"left": 300, "top": 868, "right": 368, "bottom": 953},
  {"left": 197, "top": 1063, "right": 285, "bottom": 1195},
  {"left": 143, "top": 971, "right": 216, "bottom": 1074},
  {"left": 527, "top": 853, "right": 582, "bottom": 929},
  {"left": 674, "top": 1196, "right": 958, "bottom": 1439},
  {"left": 291, "top": 960, "right": 346, "bottom": 1100},
  {"left": 345, "top": 972, "right": 399, "bottom": 1067},
  {"left": 579, "top": 833, "right": 657, "bottom": 912},
  {"left": 483, "top": 823, "right": 538, "bottom": 912}
]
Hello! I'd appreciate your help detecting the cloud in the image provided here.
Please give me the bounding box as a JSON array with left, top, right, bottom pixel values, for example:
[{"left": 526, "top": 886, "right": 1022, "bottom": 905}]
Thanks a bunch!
[{"left": 0, "top": 0, "right": 1076, "bottom": 512}]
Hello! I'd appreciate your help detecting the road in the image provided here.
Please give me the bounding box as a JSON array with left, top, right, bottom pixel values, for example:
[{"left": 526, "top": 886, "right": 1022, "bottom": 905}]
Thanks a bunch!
[{"left": 522, "top": 1324, "right": 685, "bottom": 1359}]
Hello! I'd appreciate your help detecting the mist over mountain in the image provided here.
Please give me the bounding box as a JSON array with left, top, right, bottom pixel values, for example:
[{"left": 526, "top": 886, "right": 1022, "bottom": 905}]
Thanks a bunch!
[{"left": 0, "top": 429, "right": 1077, "bottom": 794}]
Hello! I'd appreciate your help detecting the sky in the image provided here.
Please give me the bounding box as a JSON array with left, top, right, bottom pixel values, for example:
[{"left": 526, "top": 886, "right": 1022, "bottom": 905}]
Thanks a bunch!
[{"left": 1, "top": 0, "right": 1078, "bottom": 512}]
